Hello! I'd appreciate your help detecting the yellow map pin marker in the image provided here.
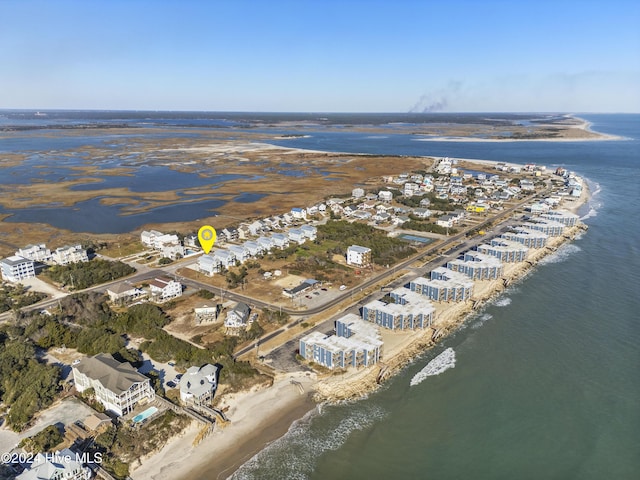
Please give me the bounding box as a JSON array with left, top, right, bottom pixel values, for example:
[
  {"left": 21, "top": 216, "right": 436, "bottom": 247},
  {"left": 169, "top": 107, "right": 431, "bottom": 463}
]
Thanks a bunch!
[{"left": 198, "top": 225, "right": 217, "bottom": 254}]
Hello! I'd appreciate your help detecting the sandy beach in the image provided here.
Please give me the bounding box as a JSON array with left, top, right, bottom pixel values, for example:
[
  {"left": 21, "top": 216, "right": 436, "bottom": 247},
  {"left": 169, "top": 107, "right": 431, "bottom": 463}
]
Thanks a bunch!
[{"left": 130, "top": 372, "right": 317, "bottom": 480}]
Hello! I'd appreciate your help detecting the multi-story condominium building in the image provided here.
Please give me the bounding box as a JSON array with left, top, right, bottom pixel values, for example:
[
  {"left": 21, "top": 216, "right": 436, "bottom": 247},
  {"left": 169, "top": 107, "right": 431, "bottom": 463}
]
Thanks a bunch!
[
  {"left": 477, "top": 239, "right": 529, "bottom": 263},
  {"left": 504, "top": 229, "right": 548, "bottom": 248},
  {"left": 0, "top": 255, "right": 35, "bottom": 282},
  {"left": 197, "top": 254, "right": 222, "bottom": 276},
  {"left": 72, "top": 354, "right": 155, "bottom": 416},
  {"left": 447, "top": 251, "right": 504, "bottom": 280},
  {"left": 346, "top": 245, "right": 372, "bottom": 267},
  {"left": 52, "top": 244, "right": 89, "bottom": 265},
  {"left": 16, "top": 448, "right": 92, "bottom": 480},
  {"left": 410, "top": 267, "right": 474, "bottom": 302},
  {"left": 16, "top": 243, "right": 53, "bottom": 264},
  {"left": 149, "top": 276, "right": 182, "bottom": 302},
  {"left": 299, "top": 313, "right": 383, "bottom": 370},
  {"left": 179, "top": 364, "right": 219, "bottom": 406},
  {"left": 541, "top": 209, "right": 579, "bottom": 227},
  {"left": 362, "top": 288, "right": 435, "bottom": 330},
  {"left": 520, "top": 218, "right": 565, "bottom": 237}
]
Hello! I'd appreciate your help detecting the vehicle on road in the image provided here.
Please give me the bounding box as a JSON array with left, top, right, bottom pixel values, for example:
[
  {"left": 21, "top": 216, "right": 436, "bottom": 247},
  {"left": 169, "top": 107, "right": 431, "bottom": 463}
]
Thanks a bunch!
[{"left": 339, "top": 285, "right": 347, "bottom": 291}]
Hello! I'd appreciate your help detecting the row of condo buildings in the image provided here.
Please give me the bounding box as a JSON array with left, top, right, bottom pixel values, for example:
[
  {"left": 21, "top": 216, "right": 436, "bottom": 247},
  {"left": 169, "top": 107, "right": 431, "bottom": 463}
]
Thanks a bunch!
[
  {"left": 197, "top": 225, "right": 317, "bottom": 275},
  {"left": 300, "top": 210, "right": 577, "bottom": 370},
  {"left": 0, "top": 243, "right": 89, "bottom": 283}
]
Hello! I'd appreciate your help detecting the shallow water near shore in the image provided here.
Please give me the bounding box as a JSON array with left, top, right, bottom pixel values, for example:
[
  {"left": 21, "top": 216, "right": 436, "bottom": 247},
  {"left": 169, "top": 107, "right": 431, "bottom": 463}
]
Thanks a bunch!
[{"left": 230, "top": 115, "right": 640, "bottom": 480}]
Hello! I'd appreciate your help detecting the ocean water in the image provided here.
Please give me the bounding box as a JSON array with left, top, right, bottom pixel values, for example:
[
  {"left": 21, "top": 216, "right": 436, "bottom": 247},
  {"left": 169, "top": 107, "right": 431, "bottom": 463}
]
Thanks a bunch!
[{"left": 231, "top": 115, "right": 640, "bottom": 480}]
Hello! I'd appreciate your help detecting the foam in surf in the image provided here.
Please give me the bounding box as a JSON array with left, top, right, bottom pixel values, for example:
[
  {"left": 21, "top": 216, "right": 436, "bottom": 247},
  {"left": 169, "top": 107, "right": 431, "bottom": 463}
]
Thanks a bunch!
[{"left": 410, "top": 348, "right": 456, "bottom": 386}]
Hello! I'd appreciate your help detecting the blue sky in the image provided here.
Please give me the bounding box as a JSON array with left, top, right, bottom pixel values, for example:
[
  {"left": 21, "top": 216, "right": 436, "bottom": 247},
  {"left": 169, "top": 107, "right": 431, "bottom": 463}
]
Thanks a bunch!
[{"left": 1, "top": 0, "right": 638, "bottom": 112}]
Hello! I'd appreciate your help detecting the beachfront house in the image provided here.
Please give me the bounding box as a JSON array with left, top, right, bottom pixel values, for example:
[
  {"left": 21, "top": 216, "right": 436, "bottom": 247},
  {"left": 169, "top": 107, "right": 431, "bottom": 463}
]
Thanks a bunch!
[
  {"left": 149, "top": 276, "right": 183, "bottom": 302},
  {"left": 51, "top": 244, "right": 89, "bottom": 265},
  {"left": 72, "top": 353, "right": 155, "bottom": 416},
  {"left": 16, "top": 448, "right": 92, "bottom": 480},
  {"left": 447, "top": 251, "right": 504, "bottom": 280},
  {"left": 409, "top": 267, "right": 474, "bottom": 302},
  {"left": 299, "top": 313, "right": 383, "bottom": 370},
  {"left": 225, "top": 302, "right": 250, "bottom": 329},
  {"left": 0, "top": 255, "right": 35, "bottom": 283},
  {"left": 179, "top": 364, "right": 219, "bottom": 406},
  {"left": 346, "top": 245, "right": 372, "bottom": 267},
  {"left": 16, "top": 244, "right": 53, "bottom": 264},
  {"left": 362, "top": 288, "right": 435, "bottom": 330}
]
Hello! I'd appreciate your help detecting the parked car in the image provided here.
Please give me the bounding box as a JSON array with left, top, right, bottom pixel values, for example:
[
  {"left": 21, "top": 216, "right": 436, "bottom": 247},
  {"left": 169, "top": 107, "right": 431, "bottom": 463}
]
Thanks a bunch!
[
  {"left": 339, "top": 285, "right": 347, "bottom": 291},
  {"left": 166, "top": 381, "right": 176, "bottom": 388}
]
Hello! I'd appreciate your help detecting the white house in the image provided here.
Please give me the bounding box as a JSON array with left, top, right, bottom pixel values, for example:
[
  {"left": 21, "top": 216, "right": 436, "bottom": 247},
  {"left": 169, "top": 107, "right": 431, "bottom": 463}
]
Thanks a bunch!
[
  {"left": 141, "top": 230, "right": 164, "bottom": 249},
  {"left": 106, "top": 282, "right": 145, "bottom": 303},
  {"left": 243, "top": 240, "right": 263, "bottom": 256},
  {"left": 257, "top": 236, "right": 275, "bottom": 252},
  {"left": 227, "top": 245, "right": 249, "bottom": 263},
  {"left": 52, "top": 245, "right": 89, "bottom": 265},
  {"left": 404, "top": 182, "right": 420, "bottom": 196},
  {"left": 352, "top": 187, "right": 365, "bottom": 198},
  {"left": 16, "top": 448, "right": 92, "bottom": 480},
  {"left": 271, "top": 233, "right": 290, "bottom": 249},
  {"left": 225, "top": 302, "right": 250, "bottom": 329},
  {"left": 213, "top": 249, "right": 238, "bottom": 268},
  {"left": 300, "top": 224, "right": 317, "bottom": 241},
  {"left": 149, "top": 276, "right": 183, "bottom": 302},
  {"left": 16, "top": 244, "right": 53, "bottom": 264},
  {"left": 291, "top": 207, "right": 307, "bottom": 219},
  {"left": 179, "top": 364, "right": 219, "bottom": 406},
  {"left": 346, "top": 245, "right": 372, "bottom": 267},
  {"left": 72, "top": 353, "right": 155, "bottom": 416},
  {"left": 288, "top": 228, "right": 307, "bottom": 244},
  {"left": 0, "top": 255, "right": 35, "bottom": 282},
  {"left": 197, "top": 254, "right": 220, "bottom": 275},
  {"left": 412, "top": 208, "right": 431, "bottom": 219},
  {"left": 436, "top": 214, "right": 456, "bottom": 229}
]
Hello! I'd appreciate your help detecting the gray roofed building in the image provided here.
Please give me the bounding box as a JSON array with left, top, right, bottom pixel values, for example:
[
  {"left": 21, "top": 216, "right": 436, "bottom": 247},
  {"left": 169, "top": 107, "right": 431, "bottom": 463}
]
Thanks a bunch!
[
  {"left": 16, "top": 448, "right": 92, "bottom": 480},
  {"left": 225, "top": 302, "right": 250, "bottom": 329},
  {"left": 72, "top": 353, "right": 155, "bottom": 416}
]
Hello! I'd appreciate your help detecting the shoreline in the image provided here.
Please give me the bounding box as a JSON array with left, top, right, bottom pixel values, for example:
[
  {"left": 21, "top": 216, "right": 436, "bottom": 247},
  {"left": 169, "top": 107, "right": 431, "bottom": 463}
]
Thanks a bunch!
[{"left": 132, "top": 174, "right": 591, "bottom": 479}]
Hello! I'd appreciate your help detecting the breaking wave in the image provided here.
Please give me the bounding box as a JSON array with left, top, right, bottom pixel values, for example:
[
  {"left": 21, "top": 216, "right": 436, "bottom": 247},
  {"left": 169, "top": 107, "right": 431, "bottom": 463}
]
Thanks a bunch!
[
  {"left": 580, "top": 180, "right": 602, "bottom": 221},
  {"left": 410, "top": 348, "right": 456, "bottom": 386},
  {"left": 494, "top": 297, "right": 512, "bottom": 307},
  {"left": 538, "top": 243, "right": 582, "bottom": 265},
  {"left": 471, "top": 313, "right": 493, "bottom": 330},
  {"left": 231, "top": 403, "right": 387, "bottom": 480}
]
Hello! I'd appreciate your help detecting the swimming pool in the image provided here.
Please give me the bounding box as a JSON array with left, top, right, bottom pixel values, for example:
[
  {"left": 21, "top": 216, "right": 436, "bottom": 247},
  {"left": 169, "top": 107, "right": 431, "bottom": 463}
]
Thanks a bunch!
[{"left": 132, "top": 406, "right": 158, "bottom": 423}]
